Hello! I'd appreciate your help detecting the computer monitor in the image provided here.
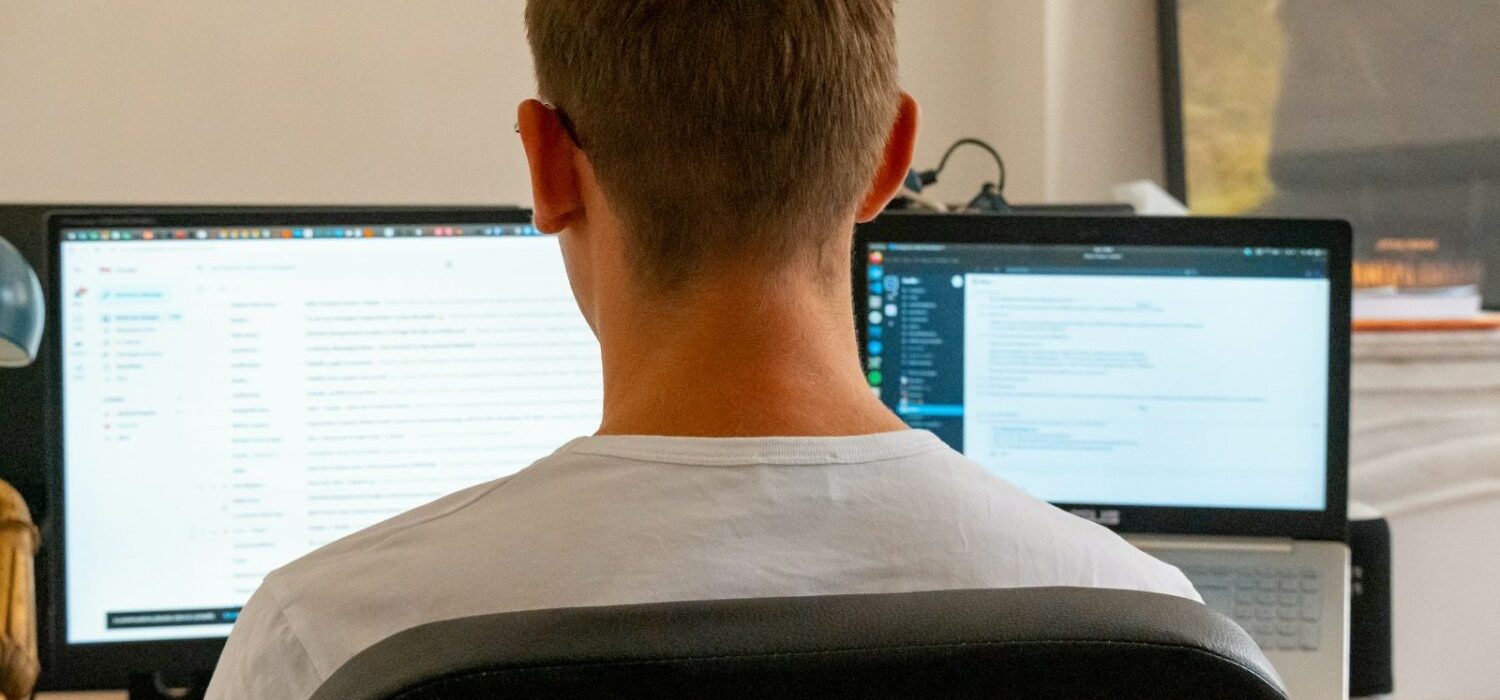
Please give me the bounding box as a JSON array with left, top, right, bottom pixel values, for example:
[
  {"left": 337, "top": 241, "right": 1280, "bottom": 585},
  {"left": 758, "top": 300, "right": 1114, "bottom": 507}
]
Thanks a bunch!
[
  {"left": 854, "top": 214, "right": 1350, "bottom": 541},
  {"left": 41, "top": 207, "right": 603, "bottom": 689}
]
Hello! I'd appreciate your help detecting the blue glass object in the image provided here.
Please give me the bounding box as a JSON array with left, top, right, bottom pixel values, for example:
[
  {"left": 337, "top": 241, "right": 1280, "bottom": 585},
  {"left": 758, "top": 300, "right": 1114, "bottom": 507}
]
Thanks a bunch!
[{"left": 0, "top": 236, "right": 44, "bottom": 368}]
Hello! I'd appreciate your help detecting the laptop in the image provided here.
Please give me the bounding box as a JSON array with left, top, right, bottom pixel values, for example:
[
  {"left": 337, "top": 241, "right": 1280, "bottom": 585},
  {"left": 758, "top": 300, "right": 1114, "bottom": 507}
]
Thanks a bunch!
[{"left": 854, "top": 213, "right": 1352, "bottom": 700}]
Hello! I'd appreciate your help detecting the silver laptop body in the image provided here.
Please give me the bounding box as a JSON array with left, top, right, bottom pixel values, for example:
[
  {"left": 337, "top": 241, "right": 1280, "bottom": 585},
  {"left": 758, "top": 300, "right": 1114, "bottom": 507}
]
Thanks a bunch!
[{"left": 1131, "top": 536, "right": 1349, "bottom": 699}]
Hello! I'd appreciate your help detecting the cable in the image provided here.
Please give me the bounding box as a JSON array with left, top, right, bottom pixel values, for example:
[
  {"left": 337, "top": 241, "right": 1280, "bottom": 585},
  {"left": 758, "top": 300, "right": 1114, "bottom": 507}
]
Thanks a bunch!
[
  {"left": 918, "top": 138, "right": 1006, "bottom": 194},
  {"left": 888, "top": 138, "right": 1010, "bottom": 213}
]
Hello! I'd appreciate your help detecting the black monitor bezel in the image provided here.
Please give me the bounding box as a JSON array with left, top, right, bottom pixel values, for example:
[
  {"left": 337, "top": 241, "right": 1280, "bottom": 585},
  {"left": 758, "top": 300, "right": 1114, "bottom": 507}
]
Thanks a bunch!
[
  {"left": 40, "top": 206, "right": 532, "bottom": 691},
  {"left": 853, "top": 213, "right": 1351, "bottom": 543},
  {"left": 1157, "top": 0, "right": 1188, "bottom": 204}
]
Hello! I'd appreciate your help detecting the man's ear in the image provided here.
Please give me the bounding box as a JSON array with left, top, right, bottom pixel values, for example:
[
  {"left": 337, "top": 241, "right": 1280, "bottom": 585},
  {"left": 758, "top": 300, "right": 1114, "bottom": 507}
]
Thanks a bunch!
[
  {"left": 517, "top": 99, "right": 585, "bottom": 233},
  {"left": 856, "top": 93, "right": 920, "bottom": 222}
]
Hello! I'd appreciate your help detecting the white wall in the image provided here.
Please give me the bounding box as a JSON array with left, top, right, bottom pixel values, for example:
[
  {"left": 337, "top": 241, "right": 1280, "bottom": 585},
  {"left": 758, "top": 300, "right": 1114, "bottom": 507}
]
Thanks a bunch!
[
  {"left": 897, "top": 0, "right": 1015, "bottom": 203},
  {"left": 0, "top": 0, "right": 535, "bottom": 206},
  {"left": 0, "top": 0, "right": 1165, "bottom": 210},
  {"left": 1042, "top": 0, "right": 1165, "bottom": 202}
]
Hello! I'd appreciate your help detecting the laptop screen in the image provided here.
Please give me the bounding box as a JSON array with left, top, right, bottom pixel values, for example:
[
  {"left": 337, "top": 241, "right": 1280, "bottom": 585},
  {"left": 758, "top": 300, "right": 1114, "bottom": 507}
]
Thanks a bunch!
[{"left": 862, "top": 240, "right": 1331, "bottom": 512}]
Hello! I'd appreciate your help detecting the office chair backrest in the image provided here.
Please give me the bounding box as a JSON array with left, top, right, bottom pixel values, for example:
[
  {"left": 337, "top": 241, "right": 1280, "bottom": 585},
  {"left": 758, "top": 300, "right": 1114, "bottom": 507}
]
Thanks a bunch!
[{"left": 311, "top": 587, "right": 1287, "bottom": 700}]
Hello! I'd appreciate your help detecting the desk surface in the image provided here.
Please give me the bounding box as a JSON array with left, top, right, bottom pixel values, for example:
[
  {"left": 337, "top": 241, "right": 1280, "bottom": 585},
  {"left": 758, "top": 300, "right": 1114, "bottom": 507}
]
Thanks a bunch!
[
  {"left": 1349, "top": 328, "right": 1500, "bottom": 700},
  {"left": 1350, "top": 328, "right": 1500, "bottom": 516}
]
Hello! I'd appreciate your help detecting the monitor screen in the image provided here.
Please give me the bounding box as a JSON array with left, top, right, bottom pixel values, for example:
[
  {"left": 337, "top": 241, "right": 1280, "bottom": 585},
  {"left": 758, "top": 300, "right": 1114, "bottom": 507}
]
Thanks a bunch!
[
  {"left": 862, "top": 241, "right": 1331, "bottom": 512},
  {"left": 57, "top": 220, "right": 602, "bottom": 644}
]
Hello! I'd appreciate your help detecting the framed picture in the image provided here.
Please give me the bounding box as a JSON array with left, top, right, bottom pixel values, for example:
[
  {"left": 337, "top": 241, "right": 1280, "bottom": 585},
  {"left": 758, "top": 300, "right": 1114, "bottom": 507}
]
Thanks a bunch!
[{"left": 1159, "top": 0, "right": 1499, "bottom": 311}]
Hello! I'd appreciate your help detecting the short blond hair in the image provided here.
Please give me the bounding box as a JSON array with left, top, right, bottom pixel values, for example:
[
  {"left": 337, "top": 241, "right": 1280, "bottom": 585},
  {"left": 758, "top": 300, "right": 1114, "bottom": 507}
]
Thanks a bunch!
[{"left": 526, "top": 0, "right": 901, "bottom": 289}]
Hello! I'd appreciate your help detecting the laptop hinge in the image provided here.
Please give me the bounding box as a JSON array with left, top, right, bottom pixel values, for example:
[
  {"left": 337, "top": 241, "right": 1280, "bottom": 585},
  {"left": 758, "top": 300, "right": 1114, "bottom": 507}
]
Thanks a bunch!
[{"left": 1125, "top": 535, "right": 1296, "bottom": 553}]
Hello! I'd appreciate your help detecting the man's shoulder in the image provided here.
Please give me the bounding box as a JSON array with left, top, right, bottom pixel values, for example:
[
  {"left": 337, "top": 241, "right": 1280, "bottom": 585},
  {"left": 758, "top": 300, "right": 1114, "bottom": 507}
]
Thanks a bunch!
[
  {"left": 1035, "top": 511, "right": 1202, "bottom": 602},
  {"left": 916, "top": 449, "right": 1201, "bottom": 601},
  {"left": 239, "top": 470, "right": 539, "bottom": 687},
  {"left": 266, "top": 472, "right": 522, "bottom": 590}
]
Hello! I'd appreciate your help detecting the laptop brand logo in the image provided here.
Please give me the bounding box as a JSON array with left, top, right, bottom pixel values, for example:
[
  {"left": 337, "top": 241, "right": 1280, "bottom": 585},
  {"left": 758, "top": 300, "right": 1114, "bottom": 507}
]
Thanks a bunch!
[{"left": 1069, "top": 508, "right": 1121, "bottom": 527}]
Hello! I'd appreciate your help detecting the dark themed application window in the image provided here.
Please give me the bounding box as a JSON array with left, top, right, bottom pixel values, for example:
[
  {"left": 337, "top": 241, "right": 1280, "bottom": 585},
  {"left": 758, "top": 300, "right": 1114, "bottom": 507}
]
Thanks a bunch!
[{"left": 863, "top": 241, "right": 1331, "bottom": 511}]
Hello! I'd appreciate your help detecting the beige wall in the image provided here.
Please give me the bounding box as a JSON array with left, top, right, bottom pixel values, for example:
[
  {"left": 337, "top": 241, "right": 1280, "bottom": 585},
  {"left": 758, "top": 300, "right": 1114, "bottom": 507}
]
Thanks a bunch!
[
  {"left": 0, "top": 0, "right": 537, "bottom": 206},
  {"left": 0, "top": 0, "right": 1164, "bottom": 210},
  {"left": 1043, "top": 0, "right": 1165, "bottom": 202}
]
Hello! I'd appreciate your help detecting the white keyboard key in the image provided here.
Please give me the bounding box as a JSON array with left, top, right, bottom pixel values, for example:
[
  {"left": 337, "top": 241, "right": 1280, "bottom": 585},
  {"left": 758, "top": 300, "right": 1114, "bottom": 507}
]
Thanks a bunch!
[
  {"left": 1298, "top": 623, "right": 1320, "bottom": 650},
  {"left": 1301, "top": 596, "right": 1320, "bottom": 621}
]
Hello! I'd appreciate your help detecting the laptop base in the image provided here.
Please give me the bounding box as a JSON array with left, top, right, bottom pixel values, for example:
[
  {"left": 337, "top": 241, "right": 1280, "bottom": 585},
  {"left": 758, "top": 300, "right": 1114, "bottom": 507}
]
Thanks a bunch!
[{"left": 1132, "top": 536, "right": 1351, "bottom": 700}]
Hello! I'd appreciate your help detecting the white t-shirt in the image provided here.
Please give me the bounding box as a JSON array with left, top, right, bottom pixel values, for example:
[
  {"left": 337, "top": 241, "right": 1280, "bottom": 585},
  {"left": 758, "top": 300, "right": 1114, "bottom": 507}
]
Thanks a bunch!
[{"left": 206, "top": 430, "right": 1200, "bottom": 700}]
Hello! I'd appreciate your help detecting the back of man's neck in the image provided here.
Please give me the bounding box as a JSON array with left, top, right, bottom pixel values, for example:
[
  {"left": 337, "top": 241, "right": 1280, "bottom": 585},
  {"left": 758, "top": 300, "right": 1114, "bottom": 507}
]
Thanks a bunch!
[{"left": 593, "top": 271, "right": 907, "bottom": 438}]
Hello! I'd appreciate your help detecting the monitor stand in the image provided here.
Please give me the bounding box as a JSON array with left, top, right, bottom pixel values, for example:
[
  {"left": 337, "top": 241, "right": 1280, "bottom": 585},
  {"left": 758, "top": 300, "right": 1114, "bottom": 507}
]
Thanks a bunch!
[{"left": 128, "top": 671, "right": 210, "bottom": 700}]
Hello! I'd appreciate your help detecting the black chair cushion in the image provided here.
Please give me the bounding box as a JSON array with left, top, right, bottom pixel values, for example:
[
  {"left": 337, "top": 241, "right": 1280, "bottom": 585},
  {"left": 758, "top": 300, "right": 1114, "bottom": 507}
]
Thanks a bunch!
[{"left": 311, "top": 587, "right": 1286, "bottom": 700}]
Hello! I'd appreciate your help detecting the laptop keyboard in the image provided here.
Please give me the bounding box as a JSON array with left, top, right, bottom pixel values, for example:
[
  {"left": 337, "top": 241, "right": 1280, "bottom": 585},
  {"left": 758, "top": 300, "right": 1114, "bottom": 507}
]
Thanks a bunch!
[{"left": 1181, "top": 566, "right": 1321, "bottom": 652}]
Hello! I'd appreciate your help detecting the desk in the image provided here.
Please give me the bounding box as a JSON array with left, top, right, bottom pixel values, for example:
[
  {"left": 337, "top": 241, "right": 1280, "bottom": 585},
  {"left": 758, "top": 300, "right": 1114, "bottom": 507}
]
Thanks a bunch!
[
  {"left": 1351, "top": 328, "right": 1500, "bottom": 512},
  {"left": 1349, "top": 328, "right": 1500, "bottom": 700}
]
